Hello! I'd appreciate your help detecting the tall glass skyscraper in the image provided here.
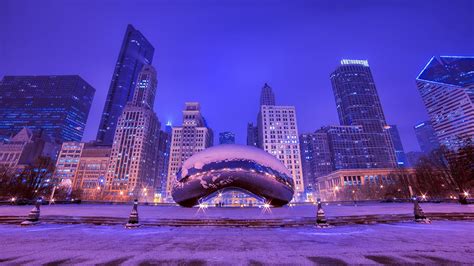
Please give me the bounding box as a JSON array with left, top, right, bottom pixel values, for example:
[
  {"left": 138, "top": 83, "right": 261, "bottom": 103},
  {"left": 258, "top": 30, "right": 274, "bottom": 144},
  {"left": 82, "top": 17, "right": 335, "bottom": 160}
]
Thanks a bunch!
[
  {"left": 330, "top": 59, "right": 397, "bottom": 168},
  {"left": 0, "top": 75, "right": 95, "bottom": 143},
  {"left": 416, "top": 56, "right": 474, "bottom": 150},
  {"left": 387, "top": 125, "right": 408, "bottom": 167},
  {"left": 96, "top": 24, "right": 154, "bottom": 145}
]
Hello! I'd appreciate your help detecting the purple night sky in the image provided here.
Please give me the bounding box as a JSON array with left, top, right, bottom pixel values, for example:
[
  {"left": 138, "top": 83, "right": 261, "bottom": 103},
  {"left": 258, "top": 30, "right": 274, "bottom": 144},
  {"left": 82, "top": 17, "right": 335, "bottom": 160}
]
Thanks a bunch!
[{"left": 1, "top": 0, "right": 473, "bottom": 151}]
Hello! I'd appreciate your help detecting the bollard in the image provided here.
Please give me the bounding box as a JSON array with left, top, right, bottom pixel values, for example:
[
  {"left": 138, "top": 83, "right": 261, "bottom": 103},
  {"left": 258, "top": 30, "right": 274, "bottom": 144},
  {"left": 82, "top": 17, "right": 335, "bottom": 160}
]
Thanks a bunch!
[
  {"left": 316, "top": 198, "right": 331, "bottom": 228},
  {"left": 413, "top": 197, "right": 431, "bottom": 224},
  {"left": 20, "top": 198, "right": 42, "bottom": 226},
  {"left": 125, "top": 199, "right": 140, "bottom": 228}
]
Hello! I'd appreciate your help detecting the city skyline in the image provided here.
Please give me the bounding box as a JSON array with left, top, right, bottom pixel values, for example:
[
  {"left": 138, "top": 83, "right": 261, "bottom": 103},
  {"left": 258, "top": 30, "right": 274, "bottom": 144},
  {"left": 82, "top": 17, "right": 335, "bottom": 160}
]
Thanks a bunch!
[{"left": 1, "top": 0, "right": 473, "bottom": 152}]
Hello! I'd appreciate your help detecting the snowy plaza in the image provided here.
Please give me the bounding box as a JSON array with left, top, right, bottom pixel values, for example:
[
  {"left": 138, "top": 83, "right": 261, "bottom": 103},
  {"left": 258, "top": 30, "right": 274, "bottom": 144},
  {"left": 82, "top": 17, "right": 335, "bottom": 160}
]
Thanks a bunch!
[{"left": 0, "top": 202, "right": 473, "bottom": 264}]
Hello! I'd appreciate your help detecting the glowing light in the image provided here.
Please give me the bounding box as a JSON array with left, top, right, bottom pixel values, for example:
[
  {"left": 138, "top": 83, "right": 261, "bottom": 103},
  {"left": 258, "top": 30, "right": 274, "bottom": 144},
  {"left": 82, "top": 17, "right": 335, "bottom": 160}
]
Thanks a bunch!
[
  {"left": 464, "top": 191, "right": 469, "bottom": 197},
  {"left": 341, "top": 59, "right": 369, "bottom": 67},
  {"left": 11, "top": 197, "right": 16, "bottom": 202}
]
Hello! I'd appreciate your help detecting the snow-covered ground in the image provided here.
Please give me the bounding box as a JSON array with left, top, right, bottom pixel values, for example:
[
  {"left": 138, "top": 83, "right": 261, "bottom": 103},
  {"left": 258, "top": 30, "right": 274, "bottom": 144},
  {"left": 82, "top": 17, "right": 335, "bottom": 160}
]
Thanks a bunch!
[
  {"left": 0, "top": 221, "right": 473, "bottom": 265},
  {"left": 0, "top": 202, "right": 472, "bottom": 220}
]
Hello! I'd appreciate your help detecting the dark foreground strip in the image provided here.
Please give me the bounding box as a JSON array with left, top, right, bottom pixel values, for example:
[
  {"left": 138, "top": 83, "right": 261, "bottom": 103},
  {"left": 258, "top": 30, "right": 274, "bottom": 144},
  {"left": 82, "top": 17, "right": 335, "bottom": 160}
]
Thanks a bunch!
[{"left": 0, "top": 212, "right": 473, "bottom": 227}]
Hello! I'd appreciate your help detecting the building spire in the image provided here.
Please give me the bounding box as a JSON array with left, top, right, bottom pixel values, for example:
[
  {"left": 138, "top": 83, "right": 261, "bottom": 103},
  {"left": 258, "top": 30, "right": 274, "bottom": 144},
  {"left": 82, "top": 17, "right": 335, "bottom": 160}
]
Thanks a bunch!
[{"left": 259, "top": 83, "right": 275, "bottom": 106}]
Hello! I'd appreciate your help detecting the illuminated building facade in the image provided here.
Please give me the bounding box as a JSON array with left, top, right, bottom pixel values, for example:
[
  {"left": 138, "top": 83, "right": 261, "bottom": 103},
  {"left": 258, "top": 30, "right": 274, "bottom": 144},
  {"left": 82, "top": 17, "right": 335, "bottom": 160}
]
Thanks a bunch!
[
  {"left": 317, "top": 168, "right": 416, "bottom": 201},
  {"left": 97, "top": 24, "right": 154, "bottom": 145},
  {"left": 416, "top": 56, "right": 474, "bottom": 150},
  {"left": 104, "top": 65, "right": 161, "bottom": 202},
  {"left": 330, "top": 59, "right": 397, "bottom": 168},
  {"left": 73, "top": 143, "right": 111, "bottom": 200},
  {"left": 53, "top": 142, "right": 84, "bottom": 187},
  {"left": 0, "top": 75, "right": 95, "bottom": 143},
  {"left": 257, "top": 105, "right": 304, "bottom": 199}
]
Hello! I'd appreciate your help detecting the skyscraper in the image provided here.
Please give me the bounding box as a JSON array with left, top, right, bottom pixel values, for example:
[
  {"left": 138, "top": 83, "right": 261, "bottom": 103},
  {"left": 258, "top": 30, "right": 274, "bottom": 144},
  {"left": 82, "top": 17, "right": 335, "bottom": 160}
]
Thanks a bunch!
[
  {"left": 416, "top": 56, "right": 474, "bottom": 150},
  {"left": 260, "top": 83, "right": 276, "bottom": 106},
  {"left": 219, "top": 131, "right": 235, "bottom": 144},
  {"left": 165, "top": 102, "right": 213, "bottom": 200},
  {"left": 156, "top": 123, "right": 172, "bottom": 199},
  {"left": 414, "top": 121, "right": 441, "bottom": 154},
  {"left": 257, "top": 105, "right": 304, "bottom": 198},
  {"left": 0, "top": 75, "right": 95, "bottom": 143},
  {"left": 299, "top": 132, "right": 333, "bottom": 193},
  {"left": 387, "top": 125, "right": 408, "bottom": 167},
  {"left": 104, "top": 65, "right": 160, "bottom": 201},
  {"left": 246, "top": 122, "right": 258, "bottom": 147},
  {"left": 330, "top": 59, "right": 397, "bottom": 168},
  {"left": 96, "top": 24, "right": 155, "bottom": 145}
]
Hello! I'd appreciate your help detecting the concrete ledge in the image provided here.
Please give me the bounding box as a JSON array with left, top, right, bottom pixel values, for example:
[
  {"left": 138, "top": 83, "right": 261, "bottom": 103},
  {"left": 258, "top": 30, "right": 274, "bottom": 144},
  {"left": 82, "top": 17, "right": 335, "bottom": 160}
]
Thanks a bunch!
[{"left": 1, "top": 212, "right": 473, "bottom": 227}]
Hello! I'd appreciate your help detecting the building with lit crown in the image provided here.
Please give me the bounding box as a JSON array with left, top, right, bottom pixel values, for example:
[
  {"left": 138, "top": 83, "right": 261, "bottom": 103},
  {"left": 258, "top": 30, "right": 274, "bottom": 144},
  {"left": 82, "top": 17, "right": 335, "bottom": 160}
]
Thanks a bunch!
[
  {"left": 416, "top": 56, "right": 474, "bottom": 150},
  {"left": 165, "top": 102, "right": 213, "bottom": 200},
  {"left": 330, "top": 59, "right": 397, "bottom": 168},
  {"left": 104, "top": 65, "right": 160, "bottom": 202}
]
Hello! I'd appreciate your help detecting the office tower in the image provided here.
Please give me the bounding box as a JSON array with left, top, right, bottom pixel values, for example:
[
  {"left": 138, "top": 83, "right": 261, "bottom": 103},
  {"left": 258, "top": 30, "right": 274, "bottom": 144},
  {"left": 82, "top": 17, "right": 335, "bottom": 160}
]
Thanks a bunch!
[
  {"left": 387, "top": 125, "right": 408, "bottom": 167},
  {"left": 156, "top": 123, "right": 172, "bottom": 200},
  {"left": 330, "top": 59, "right": 396, "bottom": 168},
  {"left": 0, "top": 75, "right": 95, "bottom": 143},
  {"left": 260, "top": 83, "right": 276, "bottom": 106},
  {"left": 104, "top": 65, "right": 160, "bottom": 201},
  {"left": 246, "top": 123, "right": 259, "bottom": 147},
  {"left": 257, "top": 105, "right": 304, "bottom": 198},
  {"left": 73, "top": 143, "right": 111, "bottom": 200},
  {"left": 53, "top": 142, "right": 85, "bottom": 186},
  {"left": 219, "top": 131, "right": 235, "bottom": 144},
  {"left": 165, "top": 102, "right": 213, "bottom": 200},
  {"left": 416, "top": 56, "right": 474, "bottom": 150},
  {"left": 299, "top": 132, "right": 333, "bottom": 193},
  {"left": 0, "top": 128, "right": 58, "bottom": 170},
  {"left": 96, "top": 24, "right": 155, "bottom": 145},
  {"left": 320, "top": 125, "right": 370, "bottom": 169},
  {"left": 414, "top": 121, "right": 441, "bottom": 154}
]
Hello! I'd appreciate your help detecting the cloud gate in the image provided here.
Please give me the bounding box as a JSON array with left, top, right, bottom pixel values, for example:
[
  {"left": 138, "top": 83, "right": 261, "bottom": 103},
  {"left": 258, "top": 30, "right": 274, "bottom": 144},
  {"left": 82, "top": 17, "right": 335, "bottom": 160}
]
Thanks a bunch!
[{"left": 172, "top": 144, "right": 295, "bottom": 207}]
